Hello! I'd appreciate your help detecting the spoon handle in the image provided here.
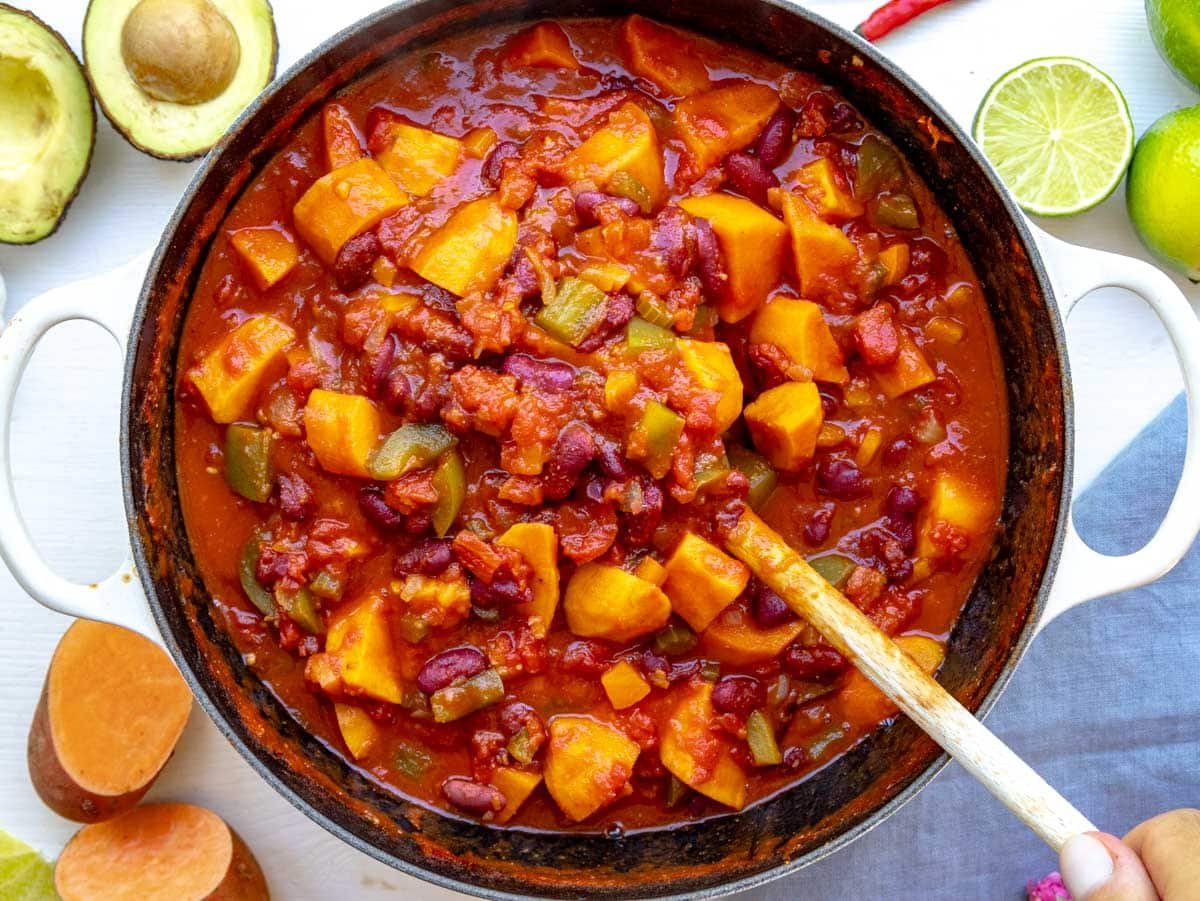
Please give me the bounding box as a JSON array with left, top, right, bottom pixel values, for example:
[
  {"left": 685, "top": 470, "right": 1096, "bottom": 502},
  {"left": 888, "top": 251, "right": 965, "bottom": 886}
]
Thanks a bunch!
[{"left": 725, "top": 511, "right": 1095, "bottom": 850}]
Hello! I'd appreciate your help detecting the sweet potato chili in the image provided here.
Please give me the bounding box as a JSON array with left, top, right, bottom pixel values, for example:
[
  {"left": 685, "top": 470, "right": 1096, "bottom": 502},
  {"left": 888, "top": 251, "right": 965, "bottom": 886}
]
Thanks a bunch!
[{"left": 175, "top": 16, "right": 1006, "bottom": 830}]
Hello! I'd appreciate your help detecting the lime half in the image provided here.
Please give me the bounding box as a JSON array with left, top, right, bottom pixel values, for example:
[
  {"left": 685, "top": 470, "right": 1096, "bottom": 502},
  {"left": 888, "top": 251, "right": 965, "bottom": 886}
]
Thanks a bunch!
[
  {"left": 0, "top": 830, "right": 57, "bottom": 901},
  {"left": 973, "top": 57, "right": 1134, "bottom": 217}
]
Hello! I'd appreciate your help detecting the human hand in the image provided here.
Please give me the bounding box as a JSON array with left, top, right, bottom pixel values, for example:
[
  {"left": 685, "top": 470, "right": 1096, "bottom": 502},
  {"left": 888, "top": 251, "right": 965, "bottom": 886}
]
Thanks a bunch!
[{"left": 1060, "top": 809, "right": 1200, "bottom": 900}]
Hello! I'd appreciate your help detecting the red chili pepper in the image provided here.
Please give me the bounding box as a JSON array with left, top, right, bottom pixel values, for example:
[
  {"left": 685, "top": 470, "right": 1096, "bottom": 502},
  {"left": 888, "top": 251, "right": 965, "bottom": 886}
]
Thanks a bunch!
[{"left": 856, "top": 0, "right": 958, "bottom": 42}]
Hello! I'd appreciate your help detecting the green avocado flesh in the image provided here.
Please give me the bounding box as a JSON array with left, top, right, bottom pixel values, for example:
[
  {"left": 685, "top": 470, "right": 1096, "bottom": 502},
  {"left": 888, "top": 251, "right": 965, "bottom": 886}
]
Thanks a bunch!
[
  {"left": 83, "top": 0, "right": 277, "bottom": 160},
  {"left": 0, "top": 5, "right": 95, "bottom": 244}
]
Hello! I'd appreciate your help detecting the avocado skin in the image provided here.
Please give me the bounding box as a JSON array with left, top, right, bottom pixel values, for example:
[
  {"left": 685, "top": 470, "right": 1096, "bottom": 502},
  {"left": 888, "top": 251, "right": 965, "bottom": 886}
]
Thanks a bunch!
[
  {"left": 82, "top": 0, "right": 278, "bottom": 162},
  {"left": 0, "top": 3, "right": 97, "bottom": 245}
]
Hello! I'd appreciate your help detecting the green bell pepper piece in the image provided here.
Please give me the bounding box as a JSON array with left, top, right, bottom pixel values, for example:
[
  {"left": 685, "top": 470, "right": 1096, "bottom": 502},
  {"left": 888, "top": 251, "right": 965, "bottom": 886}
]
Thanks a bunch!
[
  {"left": 275, "top": 585, "right": 324, "bottom": 635},
  {"left": 430, "top": 668, "right": 505, "bottom": 723},
  {"left": 855, "top": 135, "right": 906, "bottom": 200},
  {"left": 369, "top": 423, "right": 456, "bottom": 481},
  {"left": 394, "top": 741, "right": 433, "bottom": 779},
  {"left": 309, "top": 568, "right": 345, "bottom": 601},
  {"left": 872, "top": 193, "right": 920, "bottom": 229},
  {"left": 693, "top": 447, "right": 730, "bottom": 491},
  {"left": 609, "top": 170, "right": 653, "bottom": 213},
  {"left": 238, "top": 538, "right": 275, "bottom": 616},
  {"left": 728, "top": 446, "right": 778, "bottom": 511},
  {"left": 808, "top": 553, "right": 856, "bottom": 588},
  {"left": 396, "top": 612, "right": 431, "bottom": 644},
  {"left": 653, "top": 622, "right": 698, "bottom": 656},
  {"left": 665, "top": 774, "right": 689, "bottom": 808},
  {"left": 685, "top": 304, "right": 717, "bottom": 337},
  {"left": 630, "top": 400, "right": 684, "bottom": 479},
  {"left": 624, "top": 316, "right": 677, "bottom": 353},
  {"left": 535, "top": 276, "right": 609, "bottom": 347},
  {"left": 635, "top": 291, "right": 674, "bottom": 328},
  {"left": 225, "top": 424, "right": 273, "bottom": 502},
  {"left": 747, "top": 710, "right": 783, "bottom": 766},
  {"left": 507, "top": 726, "right": 538, "bottom": 765},
  {"left": 430, "top": 448, "right": 465, "bottom": 537}
]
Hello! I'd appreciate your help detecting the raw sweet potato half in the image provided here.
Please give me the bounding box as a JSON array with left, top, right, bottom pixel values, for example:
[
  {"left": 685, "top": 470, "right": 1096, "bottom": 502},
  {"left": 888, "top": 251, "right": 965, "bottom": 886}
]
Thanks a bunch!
[
  {"left": 55, "top": 802, "right": 269, "bottom": 901},
  {"left": 27, "top": 620, "right": 193, "bottom": 822}
]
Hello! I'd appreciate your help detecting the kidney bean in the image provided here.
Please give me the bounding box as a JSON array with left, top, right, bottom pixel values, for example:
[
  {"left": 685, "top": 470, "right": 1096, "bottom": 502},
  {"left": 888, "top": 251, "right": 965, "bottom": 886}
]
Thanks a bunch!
[
  {"left": 782, "top": 642, "right": 847, "bottom": 681},
  {"left": 575, "top": 292, "right": 635, "bottom": 352},
  {"left": 754, "top": 108, "right": 796, "bottom": 168},
  {"left": 560, "top": 638, "right": 613, "bottom": 676},
  {"left": 882, "top": 436, "right": 913, "bottom": 466},
  {"left": 752, "top": 582, "right": 797, "bottom": 628},
  {"left": 333, "top": 231, "right": 381, "bottom": 293},
  {"left": 499, "top": 701, "right": 543, "bottom": 737},
  {"left": 829, "top": 102, "right": 862, "bottom": 135},
  {"left": 543, "top": 422, "right": 597, "bottom": 501},
  {"left": 691, "top": 218, "right": 728, "bottom": 300},
  {"left": 652, "top": 206, "right": 694, "bottom": 278},
  {"left": 394, "top": 538, "right": 455, "bottom": 577},
  {"left": 417, "top": 645, "right": 489, "bottom": 694},
  {"left": 803, "top": 506, "right": 834, "bottom": 546},
  {"left": 367, "top": 332, "right": 398, "bottom": 397},
  {"left": 724, "top": 151, "right": 779, "bottom": 205},
  {"left": 575, "top": 190, "right": 640, "bottom": 224},
  {"left": 358, "top": 485, "right": 405, "bottom": 530},
  {"left": 816, "top": 458, "right": 872, "bottom": 500},
  {"left": 623, "top": 476, "right": 664, "bottom": 546},
  {"left": 885, "top": 485, "right": 920, "bottom": 518},
  {"left": 276, "top": 472, "right": 315, "bottom": 521},
  {"left": 594, "top": 434, "right": 632, "bottom": 479},
  {"left": 783, "top": 746, "right": 807, "bottom": 769},
  {"left": 469, "top": 572, "right": 530, "bottom": 608},
  {"left": 442, "top": 776, "right": 505, "bottom": 815},
  {"left": 711, "top": 675, "right": 767, "bottom": 717},
  {"left": 886, "top": 517, "right": 916, "bottom": 556},
  {"left": 501, "top": 353, "right": 576, "bottom": 393},
  {"left": 481, "top": 141, "right": 521, "bottom": 187}
]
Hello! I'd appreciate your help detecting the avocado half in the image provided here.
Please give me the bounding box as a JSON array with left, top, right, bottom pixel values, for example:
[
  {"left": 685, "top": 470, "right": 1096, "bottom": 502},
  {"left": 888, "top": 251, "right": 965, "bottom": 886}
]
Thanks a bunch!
[
  {"left": 0, "top": 4, "right": 96, "bottom": 244},
  {"left": 83, "top": 0, "right": 277, "bottom": 160}
]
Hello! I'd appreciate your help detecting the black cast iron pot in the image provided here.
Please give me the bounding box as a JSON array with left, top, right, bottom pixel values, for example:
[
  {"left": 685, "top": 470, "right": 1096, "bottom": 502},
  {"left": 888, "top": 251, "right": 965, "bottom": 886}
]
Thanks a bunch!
[{"left": 4, "top": 1, "right": 1199, "bottom": 898}]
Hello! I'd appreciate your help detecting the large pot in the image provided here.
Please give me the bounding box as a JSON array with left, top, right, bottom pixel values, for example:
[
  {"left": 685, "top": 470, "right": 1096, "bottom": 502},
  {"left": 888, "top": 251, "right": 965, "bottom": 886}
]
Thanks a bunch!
[{"left": 3, "top": 1, "right": 1200, "bottom": 897}]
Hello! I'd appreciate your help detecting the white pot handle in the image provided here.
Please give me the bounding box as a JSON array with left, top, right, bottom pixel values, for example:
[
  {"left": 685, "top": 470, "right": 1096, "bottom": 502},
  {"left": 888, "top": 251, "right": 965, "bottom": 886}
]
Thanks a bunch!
[
  {"left": 1033, "top": 226, "right": 1200, "bottom": 633},
  {"left": 0, "top": 253, "right": 160, "bottom": 644}
]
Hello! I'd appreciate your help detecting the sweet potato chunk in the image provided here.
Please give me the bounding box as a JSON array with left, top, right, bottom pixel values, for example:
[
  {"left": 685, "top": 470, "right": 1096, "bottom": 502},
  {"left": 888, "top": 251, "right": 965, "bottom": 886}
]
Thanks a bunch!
[
  {"left": 323, "top": 103, "right": 365, "bottom": 170},
  {"left": 662, "top": 532, "right": 750, "bottom": 632},
  {"left": 544, "top": 715, "right": 639, "bottom": 821},
  {"left": 559, "top": 102, "right": 666, "bottom": 209},
  {"left": 410, "top": 195, "right": 518, "bottom": 297},
  {"left": 701, "top": 606, "right": 805, "bottom": 665},
  {"left": 779, "top": 190, "right": 859, "bottom": 301},
  {"left": 374, "top": 120, "right": 465, "bottom": 196},
  {"left": 872, "top": 329, "right": 936, "bottom": 398},
  {"left": 660, "top": 682, "right": 747, "bottom": 809},
  {"left": 621, "top": 15, "right": 710, "bottom": 96},
  {"left": 673, "top": 82, "right": 780, "bottom": 174},
  {"left": 504, "top": 22, "right": 579, "bottom": 69},
  {"left": 633, "top": 555, "right": 667, "bottom": 585},
  {"left": 188, "top": 315, "right": 295, "bottom": 424},
  {"left": 293, "top": 157, "right": 407, "bottom": 264},
  {"left": 563, "top": 563, "right": 671, "bottom": 642},
  {"left": 229, "top": 226, "right": 298, "bottom": 290},
  {"left": 303, "top": 389, "right": 381, "bottom": 478},
  {"left": 601, "top": 661, "right": 652, "bottom": 710},
  {"left": 306, "top": 593, "right": 403, "bottom": 704},
  {"left": 917, "top": 471, "right": 996, "bottom": 559},
  {"left": 878, "top": 243, "right": 910, "bottom": 286},
  {"left": 334, "top": 703, "right": 380, "bottom": 760},
  {"left": 678, "top": 193, "right": 788, "bottom": 322},
  {"left": 27, "top": 621, "right": 191, "bottom": 823},
  {"left": 839, "top": 635, "right": 944, "bottom": 724},
  {"left": 749, "top": 296, "right": 848, "bottom": 383},
  {"left": 677, "top": 338, "right": 743, "bottom": 432},
  {"left": 492, "top": 767, "right": 543, "bottom": 824},
  {"left": 743, "top": 381, "right": 824, "bottom": 471},
  {"left": 497, "top": 522, "right": 560, "bottom": 628},
  {"left": 795, "top": 157, "right": 864, "bottom": 221},
  {"left": 55, "top": 803, "right": 268, "bottom": 901}
]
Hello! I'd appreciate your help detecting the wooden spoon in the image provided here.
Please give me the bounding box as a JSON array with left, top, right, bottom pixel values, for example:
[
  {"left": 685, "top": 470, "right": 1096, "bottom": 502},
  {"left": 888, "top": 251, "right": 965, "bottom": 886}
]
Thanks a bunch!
[{"left": 725, "top": 510, "right": 1094, "bottom": 850}]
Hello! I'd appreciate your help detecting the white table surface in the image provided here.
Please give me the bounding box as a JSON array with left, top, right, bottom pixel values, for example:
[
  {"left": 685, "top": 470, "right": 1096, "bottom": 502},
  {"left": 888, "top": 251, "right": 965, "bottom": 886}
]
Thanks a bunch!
[{"left": 1, "top": 1, "right": 1197, "bottom": 897}]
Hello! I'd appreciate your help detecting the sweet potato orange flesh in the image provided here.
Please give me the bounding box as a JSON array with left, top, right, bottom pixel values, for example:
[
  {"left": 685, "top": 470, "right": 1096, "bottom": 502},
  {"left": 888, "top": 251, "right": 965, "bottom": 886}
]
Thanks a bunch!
[
  {"left": 28, "top": 621, "right": 192, "bottom": 823},
  {"left": 55, "top": 803, "right": 268, "bottom": 901}
]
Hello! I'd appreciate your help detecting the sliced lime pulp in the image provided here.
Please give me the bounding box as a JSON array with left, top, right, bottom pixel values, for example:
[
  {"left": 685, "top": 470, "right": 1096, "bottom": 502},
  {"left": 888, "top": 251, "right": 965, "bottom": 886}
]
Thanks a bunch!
[
  {"left": 973, "top": 57, "right": 1134, "bottom": 217},
  {"left": 0, "top": 829, "right": 57, "bottom": 901}
]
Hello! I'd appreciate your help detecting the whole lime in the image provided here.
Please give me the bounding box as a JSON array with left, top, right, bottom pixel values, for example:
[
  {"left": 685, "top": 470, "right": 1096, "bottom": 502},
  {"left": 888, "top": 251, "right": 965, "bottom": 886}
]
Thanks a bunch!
[
  {"left": 1146, "top": 0, "right": 1200, "bottom": 91},
  {"left": 1127, "top": 104, "right": 1200, "bottom": 279}
]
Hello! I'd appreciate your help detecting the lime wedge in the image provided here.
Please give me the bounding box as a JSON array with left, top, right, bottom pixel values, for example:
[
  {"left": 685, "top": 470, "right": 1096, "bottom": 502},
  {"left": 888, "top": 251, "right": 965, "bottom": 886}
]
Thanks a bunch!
[
  {"left": 0, "top": 830, "right": 58, "bottom": 901},
  {"left": 973, "top": 57, "right": 1134, "bottom": 217}
]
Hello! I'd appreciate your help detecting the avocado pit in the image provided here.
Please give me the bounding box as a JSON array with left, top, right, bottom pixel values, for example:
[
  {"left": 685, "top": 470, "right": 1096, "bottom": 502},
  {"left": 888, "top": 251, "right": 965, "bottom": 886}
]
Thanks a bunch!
[{"left": 120, "top": 0, "right": 241, "bottom": 105}]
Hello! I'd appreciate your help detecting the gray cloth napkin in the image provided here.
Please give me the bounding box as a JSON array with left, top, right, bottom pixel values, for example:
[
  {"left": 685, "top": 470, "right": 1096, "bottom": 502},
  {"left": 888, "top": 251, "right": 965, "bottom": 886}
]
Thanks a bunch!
[{"left": 745, "top": 394, "right": 1198, "bottom": 900}]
